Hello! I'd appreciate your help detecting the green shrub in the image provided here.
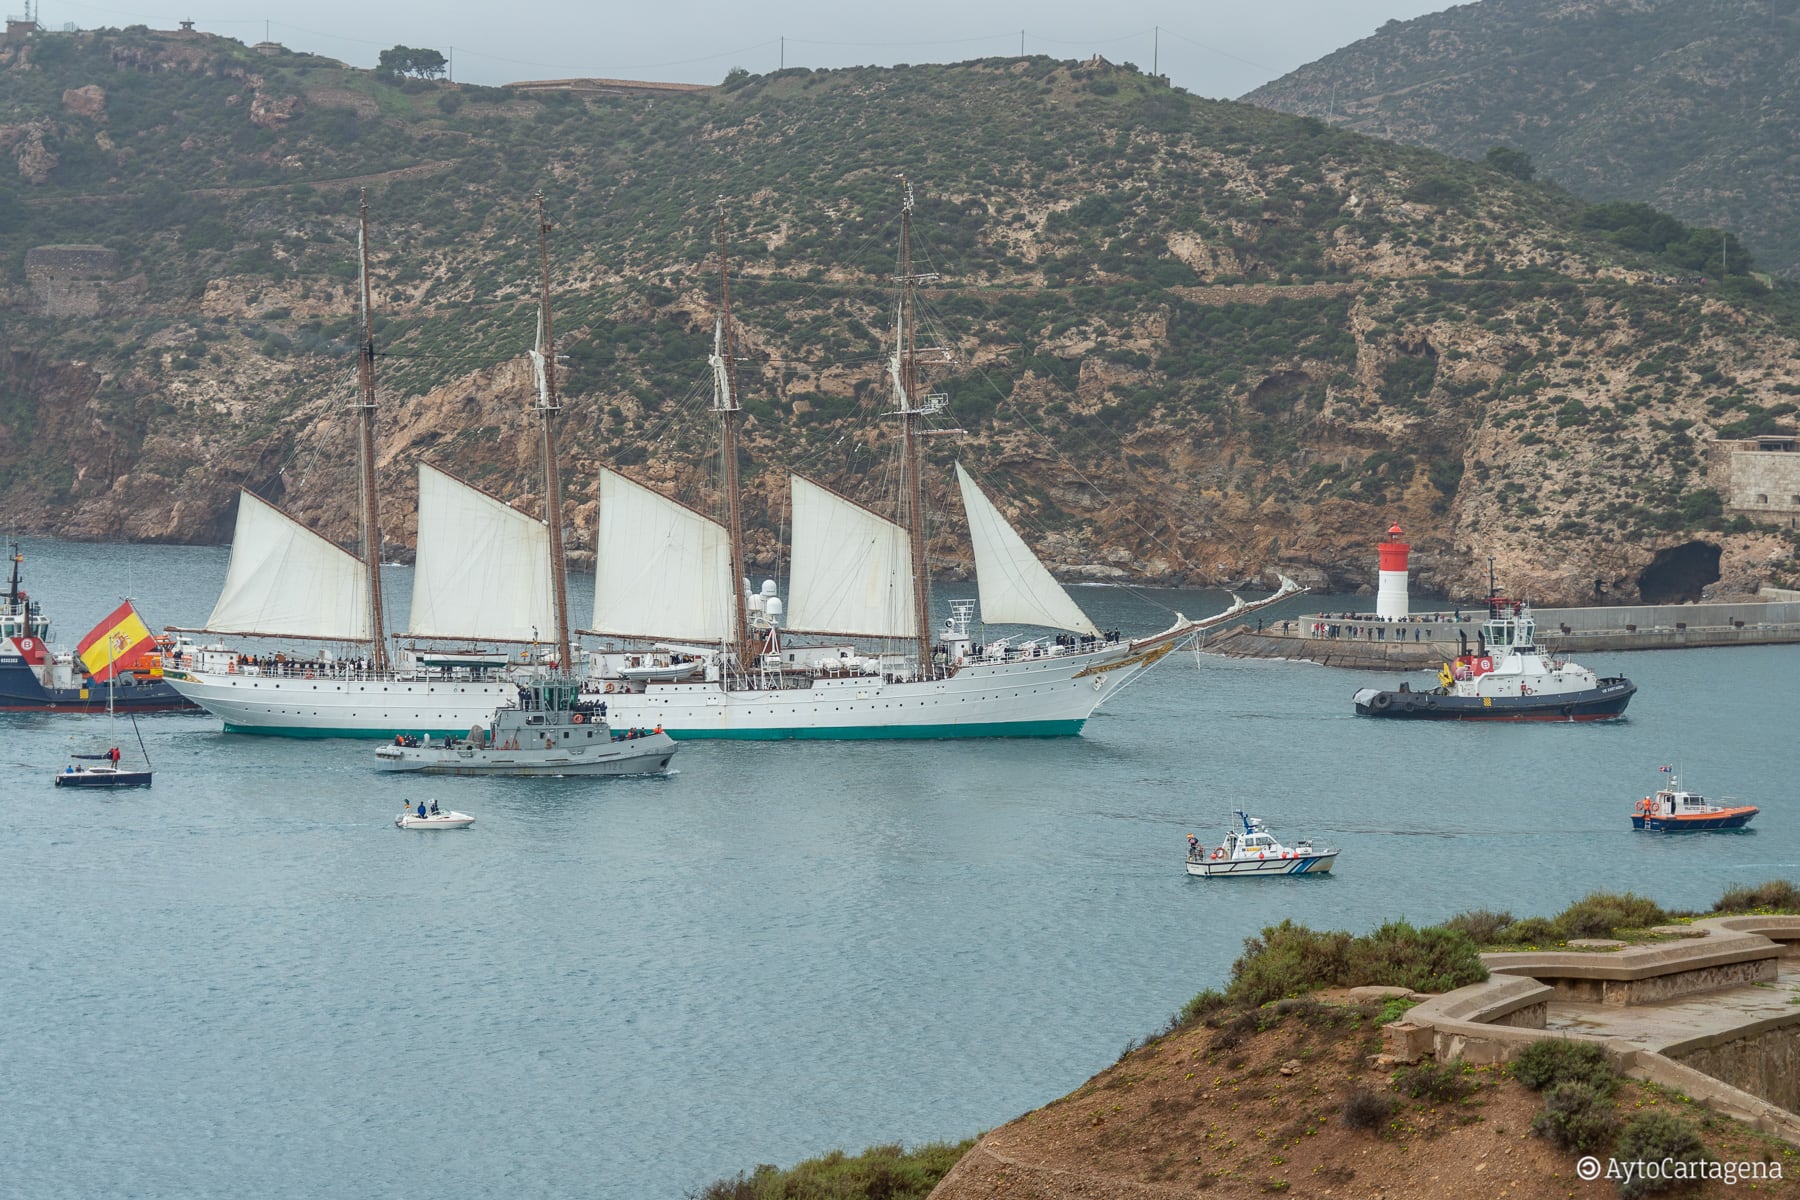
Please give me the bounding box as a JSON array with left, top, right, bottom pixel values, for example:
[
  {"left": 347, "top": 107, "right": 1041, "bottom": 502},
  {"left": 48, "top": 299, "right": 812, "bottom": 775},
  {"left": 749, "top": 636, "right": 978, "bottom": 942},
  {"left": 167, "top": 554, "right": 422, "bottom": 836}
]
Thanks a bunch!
[
  {"left": 1556, "top": 891, "right": 1668, "bottom": 939},
  {"left": 1509, "top": 1039, "right": 1619, "bottom": 1094},
  {"left": 1344, "top": 921, "right": 1488, "bottom": 994},
  {"left": 696, "top": 1141, "right": 973, "bottom": 1200},
  {"left": 1165, "top": 988, "right": 1229, "bottom": 1034},
  {"left": 1392, "top": 1061, "right": 1474, "bottom": 1103},
  {"left": 1530, "top": 1080, "right": 1617, "bottom": 1153},
  {"left": 1496, "top": 916, "right": 1561, "bottom": 946},
  {"left": 1225, "top": 920, "right": 1353, "bottom": 1008},
  {"left": 1612, "top": 1111, "right": 1710, "bottom": 1197},
  {"left": 1713, "top": 879, "right": 1800, "bottom": 913},
  {"left": 1341, "top": 1086, "right": 1394, "bottom": 1131},
  {"left": 1444, "top": 909, "right": 1514, "bottom": 944}
]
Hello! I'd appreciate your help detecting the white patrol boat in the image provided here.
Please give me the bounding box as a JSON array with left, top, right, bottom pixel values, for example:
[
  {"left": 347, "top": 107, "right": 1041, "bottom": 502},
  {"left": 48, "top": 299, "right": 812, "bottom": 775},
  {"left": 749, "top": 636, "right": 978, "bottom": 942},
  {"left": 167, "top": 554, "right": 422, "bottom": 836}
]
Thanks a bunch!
[
  {"left": 1185, "top": 811, "right": 1339, "bottom": 877},
  {"left": 374, "top": 677, "right": 677, "bottom": 777}
]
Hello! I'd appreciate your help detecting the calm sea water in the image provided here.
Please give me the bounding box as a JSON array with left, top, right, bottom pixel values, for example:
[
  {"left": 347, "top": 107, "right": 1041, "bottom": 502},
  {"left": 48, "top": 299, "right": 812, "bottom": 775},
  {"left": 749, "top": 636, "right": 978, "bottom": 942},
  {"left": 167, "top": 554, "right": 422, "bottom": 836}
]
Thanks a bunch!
[{"left": 6, "top": 538, "right": 1797, "bottom": 1198}]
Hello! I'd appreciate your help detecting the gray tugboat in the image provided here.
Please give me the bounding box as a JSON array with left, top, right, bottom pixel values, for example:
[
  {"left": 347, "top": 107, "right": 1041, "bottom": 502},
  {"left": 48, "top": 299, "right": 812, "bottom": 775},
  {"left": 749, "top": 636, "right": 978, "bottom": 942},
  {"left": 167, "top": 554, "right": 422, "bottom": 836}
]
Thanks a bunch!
[{"left": 374, "top": 678, "right": 677, "bottom": 776}]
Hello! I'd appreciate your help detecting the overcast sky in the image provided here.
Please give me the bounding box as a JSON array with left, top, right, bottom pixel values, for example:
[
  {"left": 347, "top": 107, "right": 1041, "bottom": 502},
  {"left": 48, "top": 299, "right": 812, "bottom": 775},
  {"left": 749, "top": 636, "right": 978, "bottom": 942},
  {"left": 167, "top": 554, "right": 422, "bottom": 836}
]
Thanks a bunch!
[{"left": 41, "top": 0, "right": 1453, "bottom": 99}]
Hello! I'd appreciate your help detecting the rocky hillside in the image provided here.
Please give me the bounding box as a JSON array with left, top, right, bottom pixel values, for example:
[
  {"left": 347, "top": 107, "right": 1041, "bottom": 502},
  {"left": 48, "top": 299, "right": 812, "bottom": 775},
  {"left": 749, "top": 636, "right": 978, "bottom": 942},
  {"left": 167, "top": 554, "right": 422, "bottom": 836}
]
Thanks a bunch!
[
  {"left": 3, "top": 25, "right": 1800, "bottom": 604},
  {"left": 1244, "top": 0, "right": 1800, "bottom": 278}
]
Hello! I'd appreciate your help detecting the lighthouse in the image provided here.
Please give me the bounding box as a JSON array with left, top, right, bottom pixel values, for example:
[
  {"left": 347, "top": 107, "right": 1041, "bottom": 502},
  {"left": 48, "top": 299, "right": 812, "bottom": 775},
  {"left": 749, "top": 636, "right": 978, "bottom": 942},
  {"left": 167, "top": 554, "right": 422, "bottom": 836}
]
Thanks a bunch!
[{"left": 1376, "top": 523, "right": 1410, "bottom": 619}]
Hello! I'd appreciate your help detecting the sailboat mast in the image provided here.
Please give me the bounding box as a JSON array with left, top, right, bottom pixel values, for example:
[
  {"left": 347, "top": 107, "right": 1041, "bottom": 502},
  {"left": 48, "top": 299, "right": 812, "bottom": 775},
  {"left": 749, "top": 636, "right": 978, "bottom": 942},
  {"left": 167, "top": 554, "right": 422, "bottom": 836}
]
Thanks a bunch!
[
  {"left": 714, "top": 206, "right": 751, "bottom": 659},
  {"left": 534, "top": 193, "right": 573, "bottom": 673},
  {"left": 354, "top": 191, "right": 389, "bottom": 672},
  {"left": 898, "top": 181, "right": 933, "bottom": 669}
]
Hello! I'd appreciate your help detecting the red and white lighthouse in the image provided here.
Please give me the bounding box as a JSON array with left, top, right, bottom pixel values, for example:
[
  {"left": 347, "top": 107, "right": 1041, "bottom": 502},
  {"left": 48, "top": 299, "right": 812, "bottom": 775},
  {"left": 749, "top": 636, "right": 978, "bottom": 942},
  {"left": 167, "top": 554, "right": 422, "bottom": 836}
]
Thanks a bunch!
[{"left": 1376, "top": 523, "right": 1410, "bottom": 619}]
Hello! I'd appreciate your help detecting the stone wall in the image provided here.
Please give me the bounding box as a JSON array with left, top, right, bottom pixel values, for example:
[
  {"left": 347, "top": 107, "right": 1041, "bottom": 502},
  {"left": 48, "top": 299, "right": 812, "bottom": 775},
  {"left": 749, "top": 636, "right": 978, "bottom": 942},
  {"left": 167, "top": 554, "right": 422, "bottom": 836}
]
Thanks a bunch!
[
  {"left": 24, "top": 244, "right": 120, "bottom": 318},
  {"left": 1710, "top": 440, "right": 1800, "bottom": 522},
  {"left": 1670, "top": 1024, "right": 1800, "bottom": 1114},
  {"left": 1500, "top": 955, "right": 1776, "bottom": 1006}
]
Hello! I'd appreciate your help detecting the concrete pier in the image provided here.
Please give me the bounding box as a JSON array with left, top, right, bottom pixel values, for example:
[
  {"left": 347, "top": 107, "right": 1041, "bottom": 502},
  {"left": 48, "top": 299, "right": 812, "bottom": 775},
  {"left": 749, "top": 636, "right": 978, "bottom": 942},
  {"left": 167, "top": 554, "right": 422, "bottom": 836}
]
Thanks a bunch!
[{"left": 1209, "top": 600, "right": 1800, "bottom": 671}]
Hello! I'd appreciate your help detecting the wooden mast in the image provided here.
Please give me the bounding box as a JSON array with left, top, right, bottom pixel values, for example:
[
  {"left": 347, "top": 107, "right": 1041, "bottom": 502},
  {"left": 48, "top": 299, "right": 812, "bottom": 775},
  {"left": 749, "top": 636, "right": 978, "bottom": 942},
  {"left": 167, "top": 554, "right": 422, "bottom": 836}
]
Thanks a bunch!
[
  {"left": 713, "top": 205, "right": 752, "bottom": 666},
  {"left": 533, "top": 192, "right": 573, "bottom": 673},
  {"left": 898, "top": 179, "right": 933, "bottom": 671},
  {"left": 354, "top": 190, "right": 389, "bottom": 671}
]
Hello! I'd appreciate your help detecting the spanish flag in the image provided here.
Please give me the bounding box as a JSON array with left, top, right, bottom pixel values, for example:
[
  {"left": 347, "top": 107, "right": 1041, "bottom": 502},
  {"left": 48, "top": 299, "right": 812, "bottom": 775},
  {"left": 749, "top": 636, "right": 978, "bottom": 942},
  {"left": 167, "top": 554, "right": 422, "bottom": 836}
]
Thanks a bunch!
[{"left": 77, "top": 601, "right": 156, "bottom": 682}]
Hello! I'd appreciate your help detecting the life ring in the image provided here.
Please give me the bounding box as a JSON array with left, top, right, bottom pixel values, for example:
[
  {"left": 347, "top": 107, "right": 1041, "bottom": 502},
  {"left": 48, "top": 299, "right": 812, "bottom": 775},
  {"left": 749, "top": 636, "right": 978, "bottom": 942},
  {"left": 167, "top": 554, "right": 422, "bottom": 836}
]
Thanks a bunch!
[
  {"left": 604, "top": 682, "right": 616, "bottom": 694},
  {"left": 572, "top": 713, "right": 585, "bottom": 724},
  {"left": 1211, "top": 849, "right": 1223, "bottom": 860},
  {"left": 304, "top": 671, "right": 314, "bottom": 680}
]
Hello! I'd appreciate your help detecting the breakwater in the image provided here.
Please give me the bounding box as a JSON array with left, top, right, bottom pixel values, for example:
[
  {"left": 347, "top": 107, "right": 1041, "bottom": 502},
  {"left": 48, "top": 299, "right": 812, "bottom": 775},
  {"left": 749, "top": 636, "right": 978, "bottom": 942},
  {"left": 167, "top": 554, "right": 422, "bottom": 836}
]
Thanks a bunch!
[{"left": 1208, "top": 600, "right": 1800, "bottom": 671}]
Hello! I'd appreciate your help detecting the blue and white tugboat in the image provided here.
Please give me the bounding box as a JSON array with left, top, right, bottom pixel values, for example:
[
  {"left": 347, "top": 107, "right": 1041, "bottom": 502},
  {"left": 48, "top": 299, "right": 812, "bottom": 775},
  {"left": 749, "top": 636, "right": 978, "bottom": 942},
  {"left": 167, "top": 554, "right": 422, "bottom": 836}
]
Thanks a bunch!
[
  {"left": 1185, "top": 811, "right": 1338, "bottom": 877},
  {"left": 1631, "top": 770, "right": 1758, "bottom": 832},
  {"left": 1353, "top": 590, "right": 1634, "bottom": 722}
]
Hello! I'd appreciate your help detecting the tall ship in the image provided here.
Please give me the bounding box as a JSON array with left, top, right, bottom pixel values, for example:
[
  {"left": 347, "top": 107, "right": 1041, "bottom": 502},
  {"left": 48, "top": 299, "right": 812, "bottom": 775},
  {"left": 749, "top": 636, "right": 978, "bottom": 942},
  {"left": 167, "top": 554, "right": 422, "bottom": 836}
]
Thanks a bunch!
[
  {"left": 0, "top": 542, "right": 195, "bottom": 713},
  {"left": 1353, "top": 586, "right": 1635, "bottom": 722},
  {"left": 164, "top": 195, "right": 575, "bottom": 737},
  {"left": 584, "top": 188, "right": 1300, "bottom": 739}
]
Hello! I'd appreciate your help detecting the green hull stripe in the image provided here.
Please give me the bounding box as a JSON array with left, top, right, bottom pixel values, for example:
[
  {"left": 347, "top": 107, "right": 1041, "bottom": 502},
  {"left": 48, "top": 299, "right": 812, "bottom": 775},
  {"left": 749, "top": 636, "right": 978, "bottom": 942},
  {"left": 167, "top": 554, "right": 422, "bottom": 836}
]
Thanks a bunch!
[{"left": 662, "top": 719, "right": 1085, "bottom": 741}]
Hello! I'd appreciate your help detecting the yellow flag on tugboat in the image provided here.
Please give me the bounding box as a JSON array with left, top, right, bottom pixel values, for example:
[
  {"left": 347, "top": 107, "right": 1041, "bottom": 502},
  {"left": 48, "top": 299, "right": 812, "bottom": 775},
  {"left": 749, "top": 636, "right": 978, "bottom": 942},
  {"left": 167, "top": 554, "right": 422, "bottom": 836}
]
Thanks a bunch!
[{"left": 76, "top": 601, "right": 155, "bottom": 682}]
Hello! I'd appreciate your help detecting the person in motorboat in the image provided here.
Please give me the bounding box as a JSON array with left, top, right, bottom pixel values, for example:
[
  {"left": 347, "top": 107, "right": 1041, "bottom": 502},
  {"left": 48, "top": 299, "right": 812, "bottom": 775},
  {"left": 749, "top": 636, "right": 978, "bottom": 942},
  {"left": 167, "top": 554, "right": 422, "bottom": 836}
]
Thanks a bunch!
[
  {"left": 1187, "top": 833, "right": 1201, "bottom": 861},
  {"left": 429, "top": 799, "right": 440, "bottom": 816},
  {"left": 416, "top": 800, "right": 427, "bottom": 818}
]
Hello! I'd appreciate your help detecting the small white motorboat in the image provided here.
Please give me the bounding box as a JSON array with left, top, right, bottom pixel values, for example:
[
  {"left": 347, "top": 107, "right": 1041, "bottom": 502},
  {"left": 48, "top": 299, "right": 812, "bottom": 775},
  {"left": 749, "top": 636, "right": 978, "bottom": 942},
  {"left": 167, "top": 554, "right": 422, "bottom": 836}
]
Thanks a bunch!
[
  {"left": 1185, "top": 810, "right": 1338, "bottom": 877},
  {"left": 395, "top": 804, "right": 474, "bottom": 830}
]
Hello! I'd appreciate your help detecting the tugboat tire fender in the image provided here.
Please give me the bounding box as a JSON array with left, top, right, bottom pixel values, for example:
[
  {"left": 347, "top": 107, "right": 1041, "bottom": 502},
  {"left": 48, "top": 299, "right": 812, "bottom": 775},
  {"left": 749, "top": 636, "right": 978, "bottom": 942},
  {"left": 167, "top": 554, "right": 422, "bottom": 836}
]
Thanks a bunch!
[
  {"left": 1369, "top": 692, "right": 1392, "bottom": 712},
  {"left": 1402, "top": 699, "right": 1417, "bottom": 713}
]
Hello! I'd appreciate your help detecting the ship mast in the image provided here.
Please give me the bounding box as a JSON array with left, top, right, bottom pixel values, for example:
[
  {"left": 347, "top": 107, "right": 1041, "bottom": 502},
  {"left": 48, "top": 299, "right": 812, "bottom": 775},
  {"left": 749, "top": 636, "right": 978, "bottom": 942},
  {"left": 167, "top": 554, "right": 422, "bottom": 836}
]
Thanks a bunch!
[
  {"left": 354, "top": 191, "right": 389, "bottom": 671},
  {"left": 710, "top": 204, "right": 751, "bottom": 663},
  {"left": 896, "top": 179, "right": 934, "bottom": 670},
  {"left": 531, "top": 192, "right": 573, "bottom": 673}
]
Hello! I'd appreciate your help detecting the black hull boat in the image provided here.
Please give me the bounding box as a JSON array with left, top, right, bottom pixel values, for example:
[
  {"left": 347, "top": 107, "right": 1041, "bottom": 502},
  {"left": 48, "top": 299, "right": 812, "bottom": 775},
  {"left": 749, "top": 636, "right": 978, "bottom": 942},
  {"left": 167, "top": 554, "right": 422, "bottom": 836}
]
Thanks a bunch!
[
  {"left": 1351, "top": 581, "right": 1635, "bottom": 723},
  {"left": 0, "top": 663, "right": 193, "bottom": 713},
  {"left": 55, "top": 763, "right": 153, "bottom": 788},
  {"left": 0, "top": 542, "right": 195, "bottom": 713},
  {"left": 1353, "top": 677, "right": 1636, "bottom": 721}
]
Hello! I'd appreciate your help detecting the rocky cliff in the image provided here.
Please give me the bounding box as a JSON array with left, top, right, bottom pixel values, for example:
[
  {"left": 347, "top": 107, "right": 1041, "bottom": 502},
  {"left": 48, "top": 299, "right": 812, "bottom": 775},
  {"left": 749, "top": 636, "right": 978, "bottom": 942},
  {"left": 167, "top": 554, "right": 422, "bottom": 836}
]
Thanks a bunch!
[{"left": 1, "top": 28, "right": 1798, "bottom": 605}]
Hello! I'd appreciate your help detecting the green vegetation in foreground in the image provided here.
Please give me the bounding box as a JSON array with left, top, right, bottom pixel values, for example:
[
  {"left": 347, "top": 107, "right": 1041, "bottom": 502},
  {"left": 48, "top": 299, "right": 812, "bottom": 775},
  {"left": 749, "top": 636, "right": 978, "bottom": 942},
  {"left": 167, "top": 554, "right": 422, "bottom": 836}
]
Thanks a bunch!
[
  {"left": 705, "top": 880, "right": 1798, "bottom": 1197},
  {"left": 1443, "top": 878, "right": 1800, "bottom": 951},
  {"left": 694, "top": 1141, "right": 974, "bottom": 1200}
]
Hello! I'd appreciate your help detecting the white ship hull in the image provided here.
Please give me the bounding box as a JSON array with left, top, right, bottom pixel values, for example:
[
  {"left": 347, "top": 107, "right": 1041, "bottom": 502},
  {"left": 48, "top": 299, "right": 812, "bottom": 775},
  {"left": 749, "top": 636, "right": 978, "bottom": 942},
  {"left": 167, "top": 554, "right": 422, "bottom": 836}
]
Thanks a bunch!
[
  {"left": 595, "top": 626, "right": 1187, "bottom": 740},
  {"left": 163, "top": 668, "right": 517, "bottom": 738}
]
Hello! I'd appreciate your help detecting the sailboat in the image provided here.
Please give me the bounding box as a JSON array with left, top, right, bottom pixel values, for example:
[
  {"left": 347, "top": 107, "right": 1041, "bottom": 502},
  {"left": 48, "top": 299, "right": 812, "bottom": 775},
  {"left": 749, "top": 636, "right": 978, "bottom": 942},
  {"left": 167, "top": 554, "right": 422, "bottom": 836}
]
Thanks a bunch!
[
  {"left": 583, "top": 186, "right": 1301, "bottom": 739},
  {"left": 161, "top": 194, "right": 550, "bottom": 737},
  {"left": 54, "top": 624, "right": 154, "bottom": 787}
]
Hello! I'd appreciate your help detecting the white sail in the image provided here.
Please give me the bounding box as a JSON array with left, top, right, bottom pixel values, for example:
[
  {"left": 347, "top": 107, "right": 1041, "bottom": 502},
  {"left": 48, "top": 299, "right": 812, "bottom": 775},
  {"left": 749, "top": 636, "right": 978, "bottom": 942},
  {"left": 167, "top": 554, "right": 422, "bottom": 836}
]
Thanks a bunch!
[
  {"left": 955, "top": 463, "right": 1099, "bottom": 636},
  {"left": 591, "top": 468, "right": 733, "bottom": 642},
  {"left": 404, "top": 463, "right": 554, "bottom": 642},
  {"left": 203, "top": 490, "right": 371, "bottom": 639},
  {"left": 785, "top": 474, "right": 916, "bottom": 639}
]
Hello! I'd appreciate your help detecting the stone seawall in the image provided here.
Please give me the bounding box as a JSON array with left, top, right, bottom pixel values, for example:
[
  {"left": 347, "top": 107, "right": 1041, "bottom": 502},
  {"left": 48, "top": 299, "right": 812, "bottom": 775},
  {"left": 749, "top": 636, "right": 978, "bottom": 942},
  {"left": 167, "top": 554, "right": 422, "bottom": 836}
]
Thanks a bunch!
[{"left": 1209, "top": 599, "right": 1800, "bottom": 671}]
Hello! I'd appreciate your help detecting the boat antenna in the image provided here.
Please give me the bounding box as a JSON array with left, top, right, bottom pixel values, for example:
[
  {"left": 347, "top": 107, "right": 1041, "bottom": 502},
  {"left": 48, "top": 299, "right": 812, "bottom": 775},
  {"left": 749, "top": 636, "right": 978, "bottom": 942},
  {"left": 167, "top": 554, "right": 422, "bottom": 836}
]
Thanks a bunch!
[
  {"left": 7, "top": 539, "right": 19, "bottom": 608},
  {"left": 531, "top": 192, "right": 573, "bottom": 675},
  {"left": 895, "top": 176, "right": 934, "bottom": 671},
  {"left": 354, "top": 190, "right": 390, "bottom": 672},
  {"left": 711, "top": 199, "right": 751, "bottom": 664}
]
